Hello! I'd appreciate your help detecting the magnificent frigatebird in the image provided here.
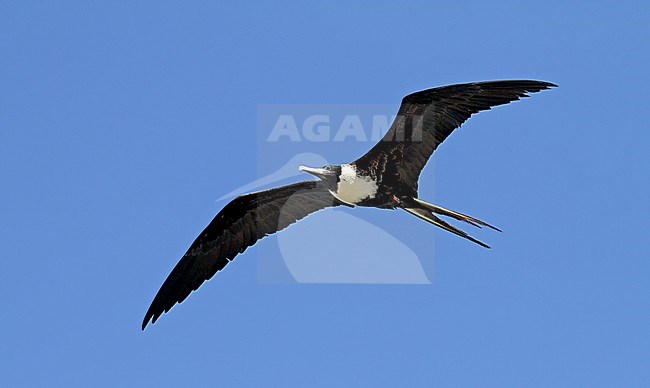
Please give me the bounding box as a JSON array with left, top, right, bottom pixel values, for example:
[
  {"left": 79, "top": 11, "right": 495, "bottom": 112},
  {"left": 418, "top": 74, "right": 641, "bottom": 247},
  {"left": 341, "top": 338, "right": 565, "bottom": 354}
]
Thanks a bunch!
[{"left": 142, "top": 80, "right": 555, "bottom": 329}]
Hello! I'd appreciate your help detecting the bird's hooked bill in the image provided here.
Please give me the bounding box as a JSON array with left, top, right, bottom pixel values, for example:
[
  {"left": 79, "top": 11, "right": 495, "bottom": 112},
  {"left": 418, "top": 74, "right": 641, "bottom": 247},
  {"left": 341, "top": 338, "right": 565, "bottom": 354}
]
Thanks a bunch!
[{"left": 299, "top": 165, "right": 331, "bottom": 179}]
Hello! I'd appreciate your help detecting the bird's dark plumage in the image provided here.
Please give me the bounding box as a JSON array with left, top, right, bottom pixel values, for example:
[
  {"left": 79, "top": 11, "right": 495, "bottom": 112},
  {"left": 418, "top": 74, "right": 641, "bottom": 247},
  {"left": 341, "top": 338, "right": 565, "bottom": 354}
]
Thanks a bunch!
[
  {"left": 143, "top": 80, "right": 556, "bottom": 329},
  {"left": 355, "top": 80, "right": 556, "bottom": 190},
  {"left": 142, "top": 181, "right": 340, "bottom": 329}
]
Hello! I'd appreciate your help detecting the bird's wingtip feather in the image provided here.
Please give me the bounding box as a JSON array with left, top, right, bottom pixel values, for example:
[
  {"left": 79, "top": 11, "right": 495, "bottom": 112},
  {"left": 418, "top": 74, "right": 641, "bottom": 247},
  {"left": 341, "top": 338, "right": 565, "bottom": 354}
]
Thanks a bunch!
[{"left": 142, "top": 313, "right": 153, "bottom": 331}]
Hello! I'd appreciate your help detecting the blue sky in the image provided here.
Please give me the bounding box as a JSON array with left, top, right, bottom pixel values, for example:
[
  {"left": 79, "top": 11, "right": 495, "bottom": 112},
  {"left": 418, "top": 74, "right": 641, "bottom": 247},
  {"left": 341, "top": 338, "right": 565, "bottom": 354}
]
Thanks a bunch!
[{"left": 1, "top": 1, "right": 649, "bottom": 387}]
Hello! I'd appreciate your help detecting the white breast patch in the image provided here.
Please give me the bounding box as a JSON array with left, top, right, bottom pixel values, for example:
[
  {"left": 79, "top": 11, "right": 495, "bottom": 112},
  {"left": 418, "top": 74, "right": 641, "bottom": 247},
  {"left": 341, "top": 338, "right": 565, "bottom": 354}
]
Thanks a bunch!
[{"left": 330, "top": 164, "right": 378, "bottom": 205}]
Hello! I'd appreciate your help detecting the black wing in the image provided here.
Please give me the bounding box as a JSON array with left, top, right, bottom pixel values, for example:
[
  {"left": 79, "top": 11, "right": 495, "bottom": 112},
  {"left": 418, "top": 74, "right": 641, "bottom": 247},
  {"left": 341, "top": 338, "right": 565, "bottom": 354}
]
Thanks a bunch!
[
  {"left": 142, "top": 180, "right": 339, "bottom": 329},
  {"left": 355, "top": 80, "right": 556, "bottom": 189}
]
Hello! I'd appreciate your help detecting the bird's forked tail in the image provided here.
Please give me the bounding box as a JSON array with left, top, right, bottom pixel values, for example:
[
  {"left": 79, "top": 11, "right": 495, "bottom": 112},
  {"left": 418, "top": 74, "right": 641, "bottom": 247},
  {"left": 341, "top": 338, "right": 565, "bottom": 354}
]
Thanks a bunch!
[{"left": 400, "top": 197, "right": 500, "bottom": 249}]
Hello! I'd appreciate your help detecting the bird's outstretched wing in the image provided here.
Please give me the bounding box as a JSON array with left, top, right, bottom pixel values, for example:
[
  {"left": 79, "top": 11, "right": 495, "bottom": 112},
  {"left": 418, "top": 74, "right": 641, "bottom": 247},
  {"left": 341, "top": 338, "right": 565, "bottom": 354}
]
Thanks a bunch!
[
  {"left": 354, "top": 80, "right": 556, "bottom": 189},
  {"left": 142, "top": 180, "right": 339, "bottom": 329}
]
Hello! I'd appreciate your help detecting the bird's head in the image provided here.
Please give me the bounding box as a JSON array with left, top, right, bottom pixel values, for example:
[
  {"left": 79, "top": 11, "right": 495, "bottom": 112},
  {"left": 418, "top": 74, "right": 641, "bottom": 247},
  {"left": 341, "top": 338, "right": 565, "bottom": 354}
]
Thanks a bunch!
[{"left": 299, "top": 164, "right": 342, "bottom": 190}]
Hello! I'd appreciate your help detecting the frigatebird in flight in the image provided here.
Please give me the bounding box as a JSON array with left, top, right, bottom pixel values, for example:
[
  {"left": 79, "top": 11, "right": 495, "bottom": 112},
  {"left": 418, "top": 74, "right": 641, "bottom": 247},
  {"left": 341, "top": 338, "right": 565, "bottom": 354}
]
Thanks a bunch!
[{"left": 143, "top": 80, "right": 556, "bottom": 329}]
